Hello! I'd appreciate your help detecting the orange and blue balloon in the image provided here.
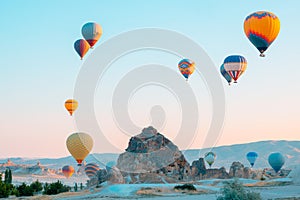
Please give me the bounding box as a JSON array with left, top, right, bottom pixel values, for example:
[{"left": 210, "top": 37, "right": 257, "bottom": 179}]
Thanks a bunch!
[
  {"left": 74, "top": 39, "right": 90, "bottom": 60},
  {"left": 82, "top": 22, "right": 103, "bottom": 48},
  {"left": 223, "top": 55, "right": 247, "bottom": 83},
  {"left": 244, "top": 11, "right": 280, "bottom": 57},
  {"left": 220, "top": 64, "right": 233, "bottom": 85},
  {"left": 62, "top": 165, "right": 75, "bottom": 178},
  {"left": 178, "top": 59, "right": 195, "bottom": 81}
]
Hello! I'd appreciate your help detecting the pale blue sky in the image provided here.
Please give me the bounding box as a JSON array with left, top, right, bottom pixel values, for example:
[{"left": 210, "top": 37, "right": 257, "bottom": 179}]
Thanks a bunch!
[{"left": 0, "top": 1, "right": 299, "bottom": 158}]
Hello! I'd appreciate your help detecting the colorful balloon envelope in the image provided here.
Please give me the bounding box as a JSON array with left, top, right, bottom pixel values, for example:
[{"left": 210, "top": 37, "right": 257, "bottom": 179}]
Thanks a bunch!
[
  {"left": 178, "top": 58, "right": 195, "bottom": 81},
  {"left": 64, "top": 99, "right": 78, "bottom": 116},
  {"left": 268, "top": 152, "right": 285, "bottom": 173},
  {"left": 62, "top": 165, "right": 75, "bottom": 178},
  {"left": 66, "top": 132, "right": 93, "bottom": 166},
  {"left": 220, "top": 64, "right": 233, "bottom": 85},
  {"left": 74, "top": 39, "right": 90, "bottom": 60},
  {"left": 223, "top": 55, "right": 247, "bottom": 83},
  {"left": 85, "top": 163, "right": 100, "bottom": 179},
  {"left": 244, "top": 11, "right": 280, "bottom": 57},
  {"left": 81, "top": 22, "right": 103, "bottom": 48},
  {"left": 246, "top": 152, "right": 258, "bottom": 167},
  {"left": 204, "top": 152, "right": 216, "bottom": 168}
]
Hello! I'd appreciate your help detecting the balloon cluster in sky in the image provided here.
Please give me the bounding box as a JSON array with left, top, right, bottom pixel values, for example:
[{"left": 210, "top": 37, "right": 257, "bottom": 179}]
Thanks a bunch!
[
  {"left": 61, "top": 22, "right": 104, "bottom": 178},
  {"left": 219, "top": 11, "right": 280, "bottom": 85},
  {"left": 74, "top": 22, "right": 103, "bottom": 59},
  {"left": 62, "top": 10, "right": 282, "bottom": 178},
  {"left": 177, "top": 11, "right": 280, "bottom": 84}
]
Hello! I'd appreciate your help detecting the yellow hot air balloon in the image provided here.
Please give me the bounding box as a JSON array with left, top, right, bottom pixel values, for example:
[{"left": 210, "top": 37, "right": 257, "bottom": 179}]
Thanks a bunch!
[
  {"left": 66, "top": 132, "right": 93, "bottom": 166},
  {"left": 244, "top": 11, "right": 280, "bottom": 57},
  {"left": 64, "top": 99, "right": 78, "bottom": 116}
]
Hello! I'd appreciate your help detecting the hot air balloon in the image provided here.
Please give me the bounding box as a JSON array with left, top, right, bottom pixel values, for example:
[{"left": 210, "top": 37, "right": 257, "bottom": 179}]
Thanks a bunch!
[
  {"left": 106, "top": 161, "right": 117, "bottom": 172},
  {"left": 204, "top": 152, "right": 216, "bottom": 168},
  {"left": 85, "top": 163, "right": 100, "bottom": 179},
  {"left": 74, "top": 39, "right": 90, "bottom": 59},
  {"left": 244, "top": 11, "right": 280, "bottom": 57},
  {"left": 178, "top": 58, "right": 195, "bottom": 81},
  {"left": 268, "top": 152, "right": 285, "bottom": 173},
  {"left": 62, "top": 165, "right": 75, "bottom": 178},
  {"left": 223, "top": 55, "right": 247, "bottom": 83},
  {"left": 220, "top": 64, "right": 233, "bottom": 85},
  {"left": 66, "top": 132, "right": 93, "bottom": 166},
  {"left": 81, "top": 22, "right": 103, "bottom": 48},
  {"left": 246, "top": 152, "right": 258, "bottom": 167},
  {"left": 64, "top": 99, "right": 78, "bottom": 116}
]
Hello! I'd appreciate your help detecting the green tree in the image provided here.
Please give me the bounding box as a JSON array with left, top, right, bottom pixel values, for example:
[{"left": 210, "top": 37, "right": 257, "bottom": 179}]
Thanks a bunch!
[
  {"left": 74, "top": 183, "right": 78, "bottom": 192},
  {"left": 16, "top": 183, "right": 34, "bottom": 197},
  {"left": 4, "top": 169, "right": 9, "bottom": 184},
  {"left": 30, "top": 180, "right": 43, "bottom": 193},
  {"left": 0, "top": 181, "right": 10, "bottom": 198},
  {"left": 43, "top": 181, "right": 70, "bottom": 195},
  {"left": 8, "top": 169, "right": 12, "bottom": 184}
]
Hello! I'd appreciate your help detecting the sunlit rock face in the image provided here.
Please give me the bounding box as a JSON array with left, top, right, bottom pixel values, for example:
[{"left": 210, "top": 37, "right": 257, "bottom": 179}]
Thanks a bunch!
[{"left": 117, "top": 126, "right": 191, "bottom": 182}]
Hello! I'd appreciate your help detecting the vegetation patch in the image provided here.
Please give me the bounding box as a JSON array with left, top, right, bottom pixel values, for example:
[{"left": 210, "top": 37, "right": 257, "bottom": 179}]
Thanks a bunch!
[
  {"left": 174, "top": 184, "right": 197, "bottom": 191},
  {"left": 217, "top": 179, "right": 261, "bottom": 200}
]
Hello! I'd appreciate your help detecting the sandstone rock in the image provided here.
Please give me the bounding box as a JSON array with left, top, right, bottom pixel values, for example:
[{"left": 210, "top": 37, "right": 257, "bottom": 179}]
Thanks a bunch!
[
  {"left": 191, "top": 158, "right": 206, "bottom": 176},
  {"left": 229, "top": 161, "right": 250, "bottom": 178},
  {"left": 117, "top": 126, "right": 191, "bottom": 182},
  {"left": 107, "top": 166, "right": 124, "bottom": 184},
  {"left": 97, "top": 169, "right": 108, "bottom": 184},
  {"left": 203, "top": 167, "right": 229, "bottom": 179}
]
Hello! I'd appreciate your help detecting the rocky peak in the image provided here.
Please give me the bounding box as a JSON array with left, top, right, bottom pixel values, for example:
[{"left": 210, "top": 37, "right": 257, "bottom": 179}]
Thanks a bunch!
[
  {"left": 117, "top": 126, "right": 191, "bottom": 182},
  {"left": 125, "top": 126, "right": 173, "bottom": 153}
]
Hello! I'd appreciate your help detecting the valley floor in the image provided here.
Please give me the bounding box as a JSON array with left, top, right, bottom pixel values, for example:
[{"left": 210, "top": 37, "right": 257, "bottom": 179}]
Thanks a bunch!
[{"left": 8, "top": 178, "right": 300, "bottom": 200}]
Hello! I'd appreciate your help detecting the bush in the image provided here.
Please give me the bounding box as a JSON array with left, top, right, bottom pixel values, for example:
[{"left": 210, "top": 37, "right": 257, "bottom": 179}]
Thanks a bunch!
[
  {"left": 43, "top": 181, "right": 70, "bottom": 195},
  {"left": 0, "top": 181, "right": 10, "bottom": 198},
  {"left": 16, "top": 183, "right": 34, "bottom": 197},
  {"left": 217, "top": 179, "right": 261, "bottom": 200},
  {"left": 174, "top": 184, "right": 196, "bottom": 191},
  {"left": 30, "top": 180, "right": 43, "bottom": 193}
]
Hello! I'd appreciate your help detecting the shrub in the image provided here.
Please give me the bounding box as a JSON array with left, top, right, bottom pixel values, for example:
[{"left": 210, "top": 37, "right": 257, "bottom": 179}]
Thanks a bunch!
[
  {"left": 217, "top": 179, "right": 261, "bottom": 200},
  {"left": 43, "top": 181, "right": 70, "bottom": 195},
  {"left": 16, "top": 183, "right": 34, "bottom": 197},
  {"left": 0, "top": 181, "right": 10, "bottom": 198},
  {"left": 174, "top": 184, "right": 196, "bottom": 191},
  {"left": 30, "top": 180, "right": 43, "bottom": 193}
]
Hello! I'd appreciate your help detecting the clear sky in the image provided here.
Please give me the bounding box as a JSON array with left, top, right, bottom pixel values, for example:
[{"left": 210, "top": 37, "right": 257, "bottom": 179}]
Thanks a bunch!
[{"left": 0, "top": 0, "right": 299, "bottom": 158}]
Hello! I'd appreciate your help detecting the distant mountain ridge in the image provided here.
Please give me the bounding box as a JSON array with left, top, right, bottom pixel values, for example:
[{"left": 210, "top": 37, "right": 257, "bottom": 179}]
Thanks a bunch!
[
  {"left": 1, "top": 140, "right": 299, "bottom": 171},
  {"left": 183, "top": 140, "right": 300, "bottom": 169}
]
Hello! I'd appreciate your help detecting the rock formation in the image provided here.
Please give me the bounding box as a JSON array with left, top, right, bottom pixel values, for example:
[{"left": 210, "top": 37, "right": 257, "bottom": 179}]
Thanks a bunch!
[
  {"left": 117, "top": 126, "right": 191, "bottom": 182},
  {"left": 229, "top": 161, "right": 251, "bottom": 179},
  {"left": 107, "top": 166, "right": 125, "bottom": 184}
]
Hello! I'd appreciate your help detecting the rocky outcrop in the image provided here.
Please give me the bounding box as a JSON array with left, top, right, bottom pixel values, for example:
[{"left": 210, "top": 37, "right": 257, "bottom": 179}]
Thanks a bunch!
[
  {"left": 191, "top": 158, "right": 206, "bottom": 176},
  {"left": 203, "top": 167, "right": 229, "bottom": 179},
  {"left": 117, "top": 126, "right": 191, "bottom": 182},
  {"left": 107, "top": 167, "right": 124, "bottom": 184},
  {"left": 229, "top": 162, "right": 250, "bottom": 179},
  {"left": 97, "top": 169, "right": 108, "bottom": 184}
]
